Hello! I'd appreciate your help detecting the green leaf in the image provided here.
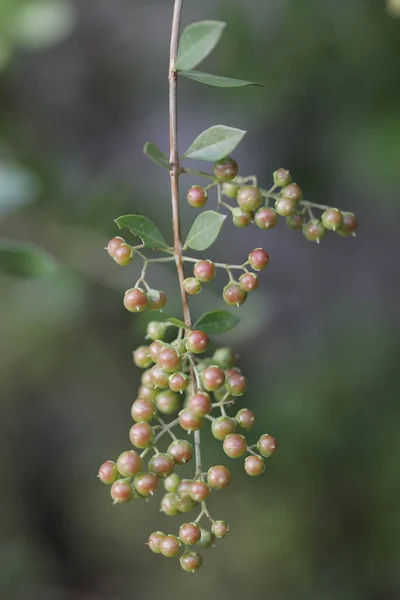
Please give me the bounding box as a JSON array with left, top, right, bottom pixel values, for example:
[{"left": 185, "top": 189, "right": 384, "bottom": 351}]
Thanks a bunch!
[
  {"left": 194, "top": 310, "right": 241, "bottom": 334},
  {"left": 143, "top": 142, "right": 171, "bottom": 170},
  {"left": 115, "top": 215, "right": 169, "bottom": 249},
  {"left": 182, "top": 125, "right": 246, "bottom": 162},
  {"left": 0, "top": 241, "right": 57, "bottom": 277},
  {"left": 180, "top": 70, "right": 263, "bottom": 88},
  {"left": 175, "top": 20, "right": 226, "bottom": 71},
  {"left": 167, "top": 317, "right": 189, "bottom": 329},
  {"left": 184, "top": 210, "right": 226, "bottom": 251}
]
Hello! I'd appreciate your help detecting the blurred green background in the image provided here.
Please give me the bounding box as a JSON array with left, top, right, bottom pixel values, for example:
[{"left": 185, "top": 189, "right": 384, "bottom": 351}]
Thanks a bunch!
[{"left": 1, "top": 1, "right": 400, "bottom": 598}]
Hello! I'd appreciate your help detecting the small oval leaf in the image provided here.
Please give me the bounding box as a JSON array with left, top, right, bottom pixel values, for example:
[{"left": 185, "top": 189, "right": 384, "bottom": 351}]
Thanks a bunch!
[
  {"left": 184, "top": 210, "right": 226, "bottom": 251},
  {"left": 143, "top": 142, "right": 171, "bottom": 170},
  {"left": 167, "top": 317, "right": 189, "bottom": 329},
  {"left": 180, "top": 70, "right": 264, "bottom": 88},
  {"left": 0, "top": 241, "right": 57, "bottom": 277},
  {"left": 194, "top": 310, "right": 241, "bottom": 334},
  {"left": 115, "top": 215, "right": 169, "bottom": 249},
  {"left": 175, "top": 21, "right": 226, "bottom": 72},
  {"left": 182, "top": 125, "right": 246, "bottom": 162}
]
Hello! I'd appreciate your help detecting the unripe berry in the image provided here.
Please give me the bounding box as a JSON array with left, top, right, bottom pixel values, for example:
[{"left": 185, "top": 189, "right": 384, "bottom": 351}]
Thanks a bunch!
[
  {"left": 155, "top": 390, "right": 181, "bottom": 414},
  {"left": 273, "top": 168, "right": 292, "bottom": 187},
  {"left": 275, "top": 196, "right": 297, "bottom": 217},
  {"left": 186, "top": 330, "right": 210, "bottom": 354},
  {"left": 254, "top": 207, "right": 278, "bottom": 229},
  {"left": 146, "top": 320, "right": 168, "bottom": 341},
  {"left": 223, "top": 433, "right": 247, "bottom": 458},
  {"left": 212, "top": 347, "right": 236, "bottom": 369},
  {"left": 148, "top": 340, "right": 167, "bottom": 363},
  {"left": 150, "top": 365, "right": 170, "bottom": 389},
  {"left": 196, "top": 357, "right": 214, "bottom": 373},
  {"left": 107, "top": 236, "right": 124, "bottom": 257},
  {"left": 244, "top": 455, "right": 265, "bottom": 476},
  {"left": 175, "top": 496, "right": 197, "bottom": 513},
  {"left": 225, "top": 372, "right": 247, "bottom": 396},
  {"left": 337, "top": 212, "right": 358, "bottom": 237},
  {"left": 133, "top": 346, "right": 153, "bottom": 369},
  {"left": 201, "top": 365, "right": 225, "bottom": 392},
  {"left": 223, "top": 282, "right": 247, "bottom": 306},
  {"left": 194, "top": 260, "right": 216, "bottom": 283},
  {"left": 187, "top": 392, "right": 212, "bottom": 417},
  {"left": 213, "top": 156, "right": 238, "bottom": 182},
  {"left": 131, "top": 398, "right": 157, "bottom": 423},
  {"left": 158, "top": 346, "right": 181, "bottom": 373},
  {"left": 248, "top": 248, "right": 269, "bottom": 270},
  {"left": 123, "top": 288, "right": 148, "bottom": 313},
  {"left": 98, "top": 460, "right": 119, "bottom": 484},
  {"left": 198, "top": 528, "right": 215, "bottom": 548},
  {"left": 207, "top": 465, "right": 231, "bottom": 490},
  {"left": 129, "top": 422, "right": 154, "bottom": 448},
  {"left": 110, "top": 479, "right": 133, "bottom": 503},
  {"left": 133, "top": 472, "right": 158, "bottom": 497},
  {"left": 138, "top": 385, "right": 157, "bottom": 400},
  {"left": 237, "top": 185, "right": 263, "bottom": 211},
  {"left": 232, "top": 207, "right": 252, "bottom": 228},
  {"left": 213, "top": 386, "right": 230, "bottom": 402},
  {"left": 164, "top": 473, "right": 180, "bottom": 493},
  {"left": 147, "top": 289, "right": 167, "bottom": 310},
  {"left": 116, "top": 450, "right": 143, "bottom": 477},
  {"left": 179, "top": 408, "right": 204, "bottom": 432},
  {"left": 180, "top": 551, "right": 203, "bottom": 572},
  {"left": 167, "top": 440, "right": 193, "bottom": 464},
  {"left": 302, "top": 219, "right": 326, "bottom": 243},
  {"left": 257, "top": 434, "right": 277, "bottom": 457},
  {"left": 211, "top": 416, "right": 237, "bottom": 441},
  {"left": 321, "top": 208, "right": 343, "bottom": 231},
  {"left": 168, "top": 372, "right": 189, "bottom": 392},
  {"left": 148, "top": 453, "right": 175, "bottom": 478},
  {"left": 212, "top": 520, "right": 230, "bottom": 538},
  {"left": 141, "top": 370, "right": 156, "bottom": 388},
  {"left": 184, "top": 277, "right": 202, "bottom": 295},
  {"left": 286, "top": 214, "right": 304, "bottom": 230},
  {"left": 160, "top": 535, "right": 181, "bottom": 557},
  {"left": 176, "top": 479, "right": 194, "bottom": 499},
  {"left": 281, "top": 182, "right": 303, "bottom": 202},
  {"left": 147, "top": 531, "right": 165, "bottom": 554},
  {"left": 222, "top": 182, "right": 240, "bottom": 198},
  {"left": 190, "top": 480, "right": 211, "bottom": 502},
  {"left": 179, "top": 522, "right": 201, "bottom": 545},
  {"left": 113, "top": 243, "right": 133, "bottom": 266},
  {"left": 160, "top": 492, "right": 180, "bottom": 516},
  {"left": 187, "top": 185, "right": 208, "bottom": 208},
  {"left": 235, "top": 408, "right": 255, "bottom": 430},
  {"left": 239, "top": 272, "right": 258, "bottom": 292}
]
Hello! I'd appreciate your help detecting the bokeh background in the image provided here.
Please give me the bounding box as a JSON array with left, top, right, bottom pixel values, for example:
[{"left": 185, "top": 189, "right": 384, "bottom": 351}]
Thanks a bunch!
[{"left": 1, "top": 1, "right": 400, "bottom": 599}]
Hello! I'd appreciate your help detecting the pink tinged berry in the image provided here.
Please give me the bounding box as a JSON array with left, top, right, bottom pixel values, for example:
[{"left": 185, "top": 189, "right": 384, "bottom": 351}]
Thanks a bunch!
[
  {"left": 207, "top": 465, "right": 231, "bottom": 490},
  {"left": 180, "top": 551, "right": 203, "bottom": 572},
  {"left": 321, "top": 208, "right": 343, "bottom": 231},
  {"left": 302, "top": 219, "right": 326, "bottom": 243},
  {"left": 116, "top": 450, "right": 143, "bottom": 477},
  {"left": 168, "top": 372, "right": 189, "bottom": 392},
  {"left": 186, "top": 330, "right": 210, "bottom": 354},
  {"left": 157, "top": 347, "right": 181, "bottom": 373},
  {"left": 213, "top": 156, "right": 238, "bottom": 182},
  {"left": 129, "top": 422, "right": 154, "bottom": 448},
  {"left": 155, "top": 390, "right": 182, "bottom": 414},
  {"left": 223, "top": 433, "right": 247, "bottom": 458},
  {"left": 148, "top": 340, "right": 166, "bottom": 363},
  {"left": 160, "top": 492, "right": 180, "bottom": 516},
  {"left": 212, "top": 520, "right": 230, "bottom": 538},
  {"left": 244, "top": 455, "right": 265, "bottom": 476},
  {"left": 147, "top": 531, "right": 165, "bottom": 554},
  {"left": 286, "top": 214, "right": 304, "bottom": 230},
  {"left": 236, "top": 408, "right": 255, "bottom": 430},
  {"left": 186, "top": 392, "right": 212, "bottom": 417},
  {"left": 222, "top": 181, "right": 240, "bottom": 198},
  {"left": 175, "top": 496, "right": 197, "bottom": 513},
  {"left": 211, "top": 416, "right": 237, "bottom": 441},
  {"left": 198, "top": 529, "right": 215, "bottom": 548},
  {"left": 239, "top": 272, "right": 258, "bottom": 292},
  {"left": 133, "top": 346, "right": 153, "bottom": 369},
  {"left": 273, "top": 168, "right": 292, "bottom": 187},
  {"left": 167, "top": 440, "right": 193, "bottom": 464},
  {"left": 160, "top": 535, "right": 181, "bottom": 558},
  {"left": 281, "top": 182, "right": 303, "bottom": 202},
  {"left": 337, "top": 212, "right": 358, "bottom": 237},
  {"left": 190, "top": 480, "right": 211, "bottom": 503},
  {"left": 123, "top": 288, "right": 148, "bottom": 313},
  {"left": 225, "top": 372, "right": 247, "bottom": 396},
  {"left": 98, "top": 460, "right": 119, "bottom": 484},
  {"left": 232, "top": 207, "right": 253, "bottom": 228},
  {"left": 164, "top": 473, "right": 180, "bottom": 493},
  {"left": 133, "top": 472, "right": 158, "bottom": 497},
  {"left": 187, "top": 185, "right": 208, "bottom": 208},
  {"left": 179, "top": 408, "right": 204, "bottom": 432},
  {"left": 257, "top": 434, "right": 278, "bottom": 457},
  {"left": 138, "top": 385, "right": 157, "bottom": 400},
  {"left": 248, "top": 248, "right": 269, "bottom": 270},
  {"left": 223, "top": 282, "right": 247, "bottom": 306},
  {"left": 148, "top": 453, "right": 175, "bottom": 478},
  {"left": 106, "top": 236, "right": 125, "bottom": 257},
  {"left": 113, "top": 243, "right": 133, "bottom": 266},
  {"left": 193, "top": 260, "right": 216, "bottom": 283},
  {"left": 141, "top": 369, "right": 154, "bottom": 387},
  {"left": 201, "top": 365, "right": 226, "bottom": 392},
  {"left": 131, "top": 398, "right": 157, "bottom": 423},
  {"left": 176, "top": 479, "right": 194, "bottom": 500},
  {"left": 150, "top": 365, "right": 170, "bottom": 389},
  {"left": 184, "top": 277, "right": 202, "bottom": 295},
  {"left": 179, "top": 522, "right": 201, "bottom": 545},
  {"left": 110, "top": 479, "right": 134, "bottom": 503},
  {"left": 147, "top": 290, "right": 167, "bottom": 310},
  {"left": 254, "top": 207, "right": 278, "bottom": 230},
  {"left": 275, "top": 196, "right": 298, "bottom": 217},
  {"left": 237, "top": 185, "right": 263, "bottom": 211}
]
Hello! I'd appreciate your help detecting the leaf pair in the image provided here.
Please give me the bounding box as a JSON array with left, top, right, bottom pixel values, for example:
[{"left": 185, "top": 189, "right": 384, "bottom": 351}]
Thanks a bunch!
[{"left": 168, "top": 309, "right": 240, "bottom": 335}]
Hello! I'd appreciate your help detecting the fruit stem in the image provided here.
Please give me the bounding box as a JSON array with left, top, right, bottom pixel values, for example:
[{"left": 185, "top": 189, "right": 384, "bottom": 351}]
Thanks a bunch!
[{"left": 181, "top": 167, "right": 217, "bottom": 181}]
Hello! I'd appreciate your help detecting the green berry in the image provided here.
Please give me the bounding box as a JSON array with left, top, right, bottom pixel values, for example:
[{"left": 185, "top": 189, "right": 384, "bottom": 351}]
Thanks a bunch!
[
  {"left": 147, "top": 531, "right": 165, "bottom": 554},
  {"left": 167, "top": 440, "right": 193, "bottom": 464},
  {"left": 275, "top": 196, "right": 297, "bottom": 217},
  {"left": 286, "top": 214, "right": 304, "bottom": 230},
  {"left": 257, "top": 434, "right": 277, "bottom": 457},
  {"left": 155, "top": 389, "right": 182, "bottom": 414},
  {"left": 147, "top": 289, "right": 167, "bottom": 310},
  {"left": 148, "top": 453, "right": 175, "bottom": 478},
  {"left": 213, "top": 156, "right": 239, "bottom": 182},
  {"left": 98, "top": 460, "right": 119, "bottom": 484},
  {"left": 180, "top": 551, "right": 203, "bottom": 572},
  {"left": 146, "top": 321, "right": 168, "bottom": 341},
  {"left": 321, "top": 208, "right": 343, "bottom": 231},
  {"left": 160, "top": 492, "right": 180, "bottom": 516},
  {"left": 236, "top": 408, "right": 255, "bottom": 430},
  {"left": 212, "top": 520, "right": 230, "bottom": 538},
  {"left": 212, "top": 347, "right": 236, "bottom": 369},
  {"left": 168, "top": 372, "right": 189, "bottom": 392},
  {"left": 244, "top": 455, "right": 265, "bottom": 476},
  {"left": 164, "top": 473, "right": 181, "bottom": 493},
  {"left": 237, "top": 186, "right": 263, "bottom": 211},
  {"left": 184, "top": 277, "right": 202, "bottom": 295},
  {"left": 302, "top": 219, "right": 326, "bottom": 243},
  {"left": 337, "top": 212, "right": 358, "bottom": 237},
  {"left": 222, "top": 182, "right": 240, "bottom": 198},
  {"left": 281, "top": 182, "right": 303, "bottom": 202},
  {"left": 223, "top": 282, "right": 247, "bottom": 306},
  {"left": 273, "top": 168, "right": 292, "bottom": 187},
  {"left": 232, "top": 207, "right": 253, "bottom": 228},
  {"left": 133, "top": 346, "right": 153, "bottom": 369},
  {"left": 254, "top": 207, "right": 278, "bottom": 229},
  {"left": 211, "top": 416, "right": 237, "bottom": 441},
  {"left": 198, "top": 529, "right": 215, "bottom": 548}
]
